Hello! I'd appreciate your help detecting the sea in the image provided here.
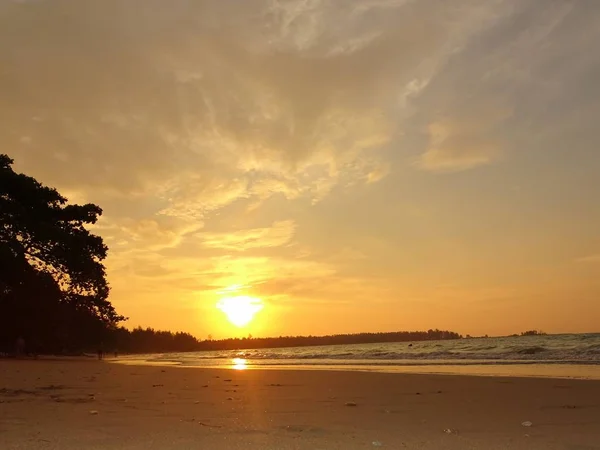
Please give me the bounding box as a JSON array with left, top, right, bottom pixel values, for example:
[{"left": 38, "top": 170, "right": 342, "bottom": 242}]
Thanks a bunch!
[{"left": 117, "top": 333, "right": 600, "bottom": 380}]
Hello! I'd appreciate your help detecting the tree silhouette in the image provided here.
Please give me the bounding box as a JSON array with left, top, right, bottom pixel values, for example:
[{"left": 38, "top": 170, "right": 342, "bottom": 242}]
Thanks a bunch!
[{"left": 0, "top": 154, "right": 124, "bottom": 353}]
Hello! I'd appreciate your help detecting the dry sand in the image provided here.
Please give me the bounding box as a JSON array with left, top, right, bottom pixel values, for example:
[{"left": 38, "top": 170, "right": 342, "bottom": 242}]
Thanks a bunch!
[{"left": 1, "top": 360, "right": 600, "bottom": 449}]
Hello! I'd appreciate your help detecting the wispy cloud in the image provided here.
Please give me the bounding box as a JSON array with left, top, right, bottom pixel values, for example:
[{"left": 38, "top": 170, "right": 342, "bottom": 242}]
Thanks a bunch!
[
  {"left": 199, "top": 221, "right": 296, "bottom": 251},
  {"left": 415, "top": 107, "right": 510, "bottom": 173},
  {"left": 3, "top": 0, "right": 600, "bottom": 334},
  {"left": 576, "top": 255, "right": 600, "bottom": 264}
]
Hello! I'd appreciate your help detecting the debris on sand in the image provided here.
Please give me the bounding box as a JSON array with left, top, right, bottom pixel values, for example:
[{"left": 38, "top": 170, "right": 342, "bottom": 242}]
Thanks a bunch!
[
  {"left": 89, "top": 410, "right": 99, "bottom": 415},
  {"left": 522, "top": 421, "right": 533, "bottom": 427},
  {"left": 198, "top": 422, "right": 222, "bottom": 428},
  {"left": 39, "top": 385, "right": 66, "bottom": 391},
  {"left": 345, "top": 402, "right": 357, "bottom": 407}
]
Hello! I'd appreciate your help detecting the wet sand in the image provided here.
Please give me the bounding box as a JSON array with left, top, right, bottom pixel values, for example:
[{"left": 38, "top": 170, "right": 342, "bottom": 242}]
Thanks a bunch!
[{"left": 1, "top": 360, "right": 600, "bottom": 449}]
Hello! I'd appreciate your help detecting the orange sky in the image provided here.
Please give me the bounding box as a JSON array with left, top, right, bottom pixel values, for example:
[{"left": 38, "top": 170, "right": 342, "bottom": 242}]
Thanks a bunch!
[{"left": 2, "top": 0, "right": 600, "bottom": 338}]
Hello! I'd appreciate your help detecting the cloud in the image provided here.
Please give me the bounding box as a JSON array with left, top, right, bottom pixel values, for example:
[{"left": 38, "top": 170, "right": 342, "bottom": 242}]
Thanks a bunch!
[
  {"left": 415, "top": 108, "right": 509, "bottom": 173},
  {"left": 408, "top": 0, "right": 588, "bottom": 173},
  {"left": 366, "top": 163, "right": 391, "bottom": 184},
  {"left": 94, "top": 216, "right": 202, "bottom": 252},
  {"left": 199, "top": 221, "right": 296, "bottom": 251},
  {"left": 3, "top": 0, "right": 600, "bottom": 334},
  {"left": 0, "top": 0, "right": 506, "bottom": 210},
  {"left": 576, "top": 255, "right": 600, "bottom": 264},
  {"left": 121, "top": 254, "right": 342, "bottom": 304},
  {"left": 1, "top": 1, "right": 405, "bottom": 203},
  {"left": 157, "top": 176, "right": 250, "bottom": 221}
]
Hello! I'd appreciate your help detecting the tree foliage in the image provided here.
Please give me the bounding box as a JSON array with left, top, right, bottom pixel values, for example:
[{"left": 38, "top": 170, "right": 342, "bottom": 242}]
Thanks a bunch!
[
  {"left": 0, "top": 154, "right": 124, "bottom": 353},
  {"left": 109, "top": 327, "right": 202, "bottom": 354},
  {"left": 519, "top": 330, "right": 546, "bottom": 337}
]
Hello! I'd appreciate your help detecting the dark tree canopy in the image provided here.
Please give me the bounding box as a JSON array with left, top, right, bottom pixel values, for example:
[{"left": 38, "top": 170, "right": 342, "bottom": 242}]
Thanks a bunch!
[{"left": 0, "top": 154, "right": 124, "bottom": 353}]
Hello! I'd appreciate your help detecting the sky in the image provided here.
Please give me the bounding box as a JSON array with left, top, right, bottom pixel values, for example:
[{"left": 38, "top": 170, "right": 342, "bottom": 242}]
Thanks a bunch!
[{"left": 2, "top": 0, "right": 600, "bottom": 338}]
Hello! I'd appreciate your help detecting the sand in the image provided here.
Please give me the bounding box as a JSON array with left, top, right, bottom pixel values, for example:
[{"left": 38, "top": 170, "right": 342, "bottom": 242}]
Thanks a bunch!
[{"left": 1, "top": 360, "right": 600, "bottom": 449}]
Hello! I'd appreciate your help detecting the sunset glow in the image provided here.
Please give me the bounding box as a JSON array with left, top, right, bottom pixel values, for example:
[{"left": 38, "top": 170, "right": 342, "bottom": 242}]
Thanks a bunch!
[
  {"left": 2, "top": 1, "right": 600, "bottom": 338},
  {"left": 232, "top": 358, "right": 248, "bottom": 370},
  {"left": 217, "top": 296, "right": 264, "bottom": 328}
]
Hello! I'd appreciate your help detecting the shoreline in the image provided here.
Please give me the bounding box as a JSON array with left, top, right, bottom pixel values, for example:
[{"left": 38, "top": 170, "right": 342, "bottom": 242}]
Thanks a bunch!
[
  {"left": 113, "top": 358, "right": 600, "bottom": 380},
  {"left": 2, "top": 359, "right": 600, "bottom": 449},
  {"left": 6, "top": 353, "right": 600, "bottom": 380}
]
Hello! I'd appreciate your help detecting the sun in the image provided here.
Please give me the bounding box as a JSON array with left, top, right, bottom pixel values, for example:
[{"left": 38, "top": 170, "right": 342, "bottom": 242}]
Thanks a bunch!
[{"left": 217, "top": 295, "right": 264, "bottom": 327}]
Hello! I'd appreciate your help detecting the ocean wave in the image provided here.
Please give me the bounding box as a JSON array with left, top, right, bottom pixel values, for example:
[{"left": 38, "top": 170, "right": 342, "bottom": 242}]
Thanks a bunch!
[
  {"left": 128, "top": 334, "right": 600, "bottom": 366},
  {"left": 516, "top": 346, "right": 547, "bottom": 355},
  {"left": 144, "top": 349, "right": 600, "bottom": 363}
]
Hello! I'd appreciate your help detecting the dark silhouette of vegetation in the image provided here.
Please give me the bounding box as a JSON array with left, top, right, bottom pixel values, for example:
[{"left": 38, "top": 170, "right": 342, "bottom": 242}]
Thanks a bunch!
[
  {"left": 0, "top": 154, "right": 124, "bottom": 354},
  {"left": 519, "top": 330, "right": 546, "bottom": 337},
  {"left": 107, "top": 327, "right": 201, "bottom": 354},
  {"left": 99, "top": 328, "right": 462, "bottom": 354},
  {"left": 194, "top": 329, "right": 462, "bottom": 352}
]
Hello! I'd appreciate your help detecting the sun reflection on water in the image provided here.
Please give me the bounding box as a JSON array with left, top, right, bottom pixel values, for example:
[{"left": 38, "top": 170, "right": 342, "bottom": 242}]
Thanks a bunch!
[{"left": 232, "top": 357, "right": 247, "bottom": 370}]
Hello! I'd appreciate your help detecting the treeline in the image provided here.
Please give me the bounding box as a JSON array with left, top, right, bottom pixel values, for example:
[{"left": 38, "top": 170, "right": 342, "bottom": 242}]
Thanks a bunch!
[
  {"left": 509, "top": 330, "right": 547, "bottom": 337},
  {"left": 93, "top": 328, "right": 462, "bottom": 355},
  {"left": 196, "top": 329, "right": 462, "bottom": 352},
  {"left": 3, "top": 325, "right": 463, "bottom": 356},
  {"left": 107, "top": 327, "right": 201, "bottom": 354}
]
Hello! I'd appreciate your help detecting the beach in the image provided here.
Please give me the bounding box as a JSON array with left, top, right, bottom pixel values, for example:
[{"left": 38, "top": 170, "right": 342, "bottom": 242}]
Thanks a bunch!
[{"left": 1, "top": 360, "right": 600, "bottom": 449}]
